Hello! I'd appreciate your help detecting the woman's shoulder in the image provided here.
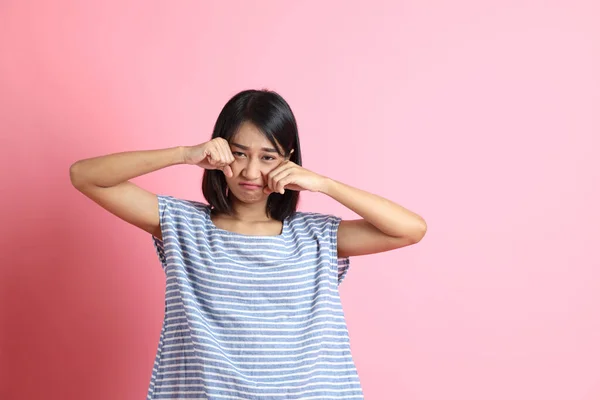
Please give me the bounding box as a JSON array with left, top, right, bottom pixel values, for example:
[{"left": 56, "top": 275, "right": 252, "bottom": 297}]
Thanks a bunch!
[
  {"left": 289, "top": 210, "right": 341, "bottom": 230},
  {"left": 157, "top": 194, "right": 210, "bottom": 217}
]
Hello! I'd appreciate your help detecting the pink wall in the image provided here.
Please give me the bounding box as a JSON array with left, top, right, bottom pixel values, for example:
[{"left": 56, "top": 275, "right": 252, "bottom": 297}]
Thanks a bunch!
[{"left": 2, "top": 1, "right": 599, "bottom": 399}]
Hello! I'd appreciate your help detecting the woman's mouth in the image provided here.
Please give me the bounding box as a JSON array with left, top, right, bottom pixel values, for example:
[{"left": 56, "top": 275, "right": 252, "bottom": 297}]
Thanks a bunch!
[{"left": 239, "top": 182, "right": 262, "bottom": 191}]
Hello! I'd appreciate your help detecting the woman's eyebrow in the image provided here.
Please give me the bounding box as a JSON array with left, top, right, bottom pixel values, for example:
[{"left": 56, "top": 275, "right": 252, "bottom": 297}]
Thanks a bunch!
[{"left": 231, "top": 142, "right": 279, "bottom": 153}]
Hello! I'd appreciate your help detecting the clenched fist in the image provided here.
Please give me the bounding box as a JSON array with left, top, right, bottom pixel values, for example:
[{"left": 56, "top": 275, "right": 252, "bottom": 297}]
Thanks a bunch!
[{"left": 183, "top": 138, "right": 235, "bottom": 177}]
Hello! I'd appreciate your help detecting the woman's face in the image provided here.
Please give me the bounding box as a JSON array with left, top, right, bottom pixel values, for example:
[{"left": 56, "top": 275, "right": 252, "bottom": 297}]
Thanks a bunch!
[{"left": 224, "top": 121, "right": 286, "bottom": 204}]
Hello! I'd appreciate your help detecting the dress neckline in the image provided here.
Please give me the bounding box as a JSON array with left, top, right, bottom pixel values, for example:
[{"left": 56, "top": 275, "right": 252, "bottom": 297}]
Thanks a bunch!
[{"left": 206, "top": 206, "right": 289, "bottom": 239}]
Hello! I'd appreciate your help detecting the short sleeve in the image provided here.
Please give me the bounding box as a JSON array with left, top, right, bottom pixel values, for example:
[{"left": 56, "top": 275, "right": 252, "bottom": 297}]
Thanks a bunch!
[
  {"left": 327, "top": 215, "right": 351, "bottom": 285},
  {"left": 151, "top": 194, "right": 207, "bottom": 271},
  {"left": 151, "top": 195, "right": 170, "bottom": 270}
]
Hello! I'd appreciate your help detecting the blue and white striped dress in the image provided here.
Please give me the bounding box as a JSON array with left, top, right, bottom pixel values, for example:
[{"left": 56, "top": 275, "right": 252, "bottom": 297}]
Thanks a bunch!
[{"left": 147, "top": 195, "right": 364, "bottom": 399}]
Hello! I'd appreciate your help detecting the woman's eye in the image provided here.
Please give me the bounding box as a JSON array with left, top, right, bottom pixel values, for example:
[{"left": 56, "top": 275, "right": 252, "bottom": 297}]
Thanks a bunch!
[{"left": 231, "top": 152, "right": 274, "bottom": 161}]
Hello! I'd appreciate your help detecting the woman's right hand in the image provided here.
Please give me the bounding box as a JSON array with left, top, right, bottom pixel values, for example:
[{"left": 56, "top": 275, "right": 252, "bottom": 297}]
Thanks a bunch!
[{"left": 184, "top": 138, "right": 234, "bottom": 177}]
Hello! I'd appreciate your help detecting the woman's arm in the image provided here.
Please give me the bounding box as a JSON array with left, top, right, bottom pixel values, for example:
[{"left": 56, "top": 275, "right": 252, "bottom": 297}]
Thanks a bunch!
[
  {"left": 70, "top": 147, "right": 186, "bottom": 188},
  {"left": 319, "top": 178, "right": 427, "bottom": 258},
  {"left": 70, "top": 146, "right": 187, "bottom": 239},
  {"left": 264, "top": 161, "right": 427, "bottom": 258},
  {"left": 70, "top": 138, "right": 234, "bottom": 239},
  {"left": 70, "top": 139, "right": 234, "bottom": 239}
]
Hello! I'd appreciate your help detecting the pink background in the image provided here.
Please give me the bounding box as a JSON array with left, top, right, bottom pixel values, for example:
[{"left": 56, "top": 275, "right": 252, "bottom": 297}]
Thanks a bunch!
[{"left": 1, "top": 1, "right": 599, "bottom": 399}]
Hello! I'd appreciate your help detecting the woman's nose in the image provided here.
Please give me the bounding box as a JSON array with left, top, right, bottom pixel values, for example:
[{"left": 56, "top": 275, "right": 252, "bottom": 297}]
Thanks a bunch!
[{"left": 241, "top": 158, "right": 261, "bottom": 179}]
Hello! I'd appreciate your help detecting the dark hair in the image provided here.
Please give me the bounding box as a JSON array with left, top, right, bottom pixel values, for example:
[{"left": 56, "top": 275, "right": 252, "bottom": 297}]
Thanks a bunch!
[{"left": 202, "top": 89, "right": 302, "bottom": 221}]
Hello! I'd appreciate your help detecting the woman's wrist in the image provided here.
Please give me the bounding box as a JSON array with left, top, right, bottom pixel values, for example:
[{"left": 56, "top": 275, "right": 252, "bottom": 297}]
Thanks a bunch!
[{"left": 178, "top": 146, "right": 189, "bottom": 165}]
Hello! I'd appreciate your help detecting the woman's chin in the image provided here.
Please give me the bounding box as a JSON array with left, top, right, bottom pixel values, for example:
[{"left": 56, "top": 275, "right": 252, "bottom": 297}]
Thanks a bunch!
[{"left": 230, "top": 190, "right": 268, "bottom": 204}]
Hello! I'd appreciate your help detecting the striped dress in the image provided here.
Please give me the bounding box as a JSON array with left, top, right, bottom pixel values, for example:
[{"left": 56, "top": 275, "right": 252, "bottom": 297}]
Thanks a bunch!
[{"left": 147, "top": 195, "right": 364, "bottom": 399}]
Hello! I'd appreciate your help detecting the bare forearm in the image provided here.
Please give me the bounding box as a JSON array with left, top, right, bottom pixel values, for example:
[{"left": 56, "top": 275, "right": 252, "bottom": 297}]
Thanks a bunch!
[
  {"left": 70, "top": 146, "right": 186, "bottom": 188},
  {"left": 319, "top": 178, "right": 427, "bottom": 240}
]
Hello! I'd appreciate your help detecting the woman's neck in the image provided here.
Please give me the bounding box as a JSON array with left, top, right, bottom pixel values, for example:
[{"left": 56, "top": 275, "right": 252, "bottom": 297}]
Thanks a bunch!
[{"left": 229, "top": 199, "right": 271, "bottom": 222}]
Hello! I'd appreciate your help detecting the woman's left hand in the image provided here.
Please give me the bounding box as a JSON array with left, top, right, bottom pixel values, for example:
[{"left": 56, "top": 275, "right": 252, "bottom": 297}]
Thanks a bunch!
[{"left": 264, "top": 161, "right": 328, "bottom": 195}]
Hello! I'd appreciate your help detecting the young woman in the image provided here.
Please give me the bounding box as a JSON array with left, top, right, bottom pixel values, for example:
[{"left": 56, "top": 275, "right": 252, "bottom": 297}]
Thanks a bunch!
[{"left": 70, "top": 89, "right": 427, "bottom": 399}]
